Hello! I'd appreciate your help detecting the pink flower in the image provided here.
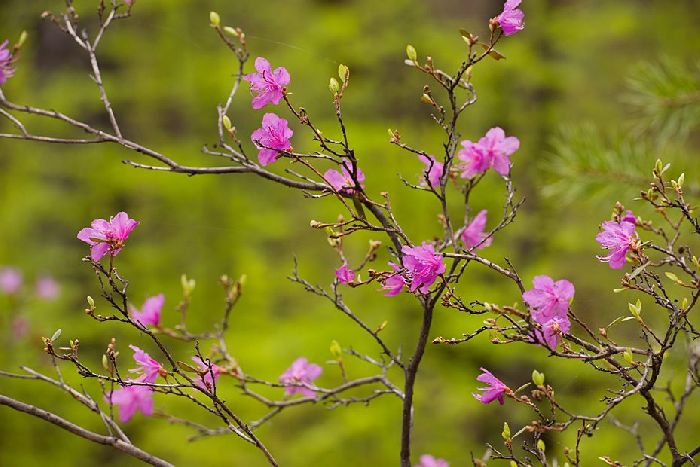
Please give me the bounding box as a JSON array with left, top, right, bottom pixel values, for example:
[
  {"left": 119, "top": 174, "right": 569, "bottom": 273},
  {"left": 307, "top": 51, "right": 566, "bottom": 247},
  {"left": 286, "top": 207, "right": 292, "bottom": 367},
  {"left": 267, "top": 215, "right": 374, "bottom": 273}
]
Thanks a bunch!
[
  {"left": 461, "top": 210, "right": 493, "bottom": 250},
  {"left": 251, "top": 113, "right": 293, "bottom": 166},
  {"left": 108, "top": 385, "right": 154, "bottom": 423},
  {"left": 244, "top": 57, "right": 290, "bottom": 109},
  {"left": 418, "top": 155, "right": 444, "bottom": 189},
  {"left": 128, "top": 345, "right": 165, "bottom": 384},
  {"left": 36, "top": 275, "right": 59, "bottom": 300},
  {"left": 279, "top": 357, "right": 322, "bottom": 397},
  {"left": 416, "top": 454, "right": 449, "bottom": 467},
  {"left": 458, "top": 127, "right": 520, "bottom": 178},
  {"left": 457, "top": 141, "right": 490, "bottom": 179},
  {"left": 401, "top": 243, "right": 446, "bottom": 294},
  {"left": 0, "top": 267, "right": 22, "bottom": 295},
  {"left": 77, "top": 212, "right": 139, "bottom": 262},
  {"left": 596, "top": 213, "right": 637, "bottom": 269},
  {"left": 0, "top": 40, "right": 14, "bottom": 85},
  {"left": 335, "top": 263, "right": 355, "bottom": 284},
  {"left": 495, "top": 0, "right": 525, "bottom": 36},
  {"left": 192, "top": 356, "right": 222, "bottom": 391},
  {"left": 473, "top": 368, "right": 509, "bottom": 405},
  {"left": 131, "top": 294, "right": 164, "bottom": 327},
  {"left": 522, "top": 275, "right": 574, "bottom": 323},
  {"left": 534, "top": 315, "right": 571, "bottom": 350},
  {"left": 324, "top": 159, "right": 365, "bottom": 194},
  {"left": 382, "top": 262, "right": 406, "bottom": 296}
]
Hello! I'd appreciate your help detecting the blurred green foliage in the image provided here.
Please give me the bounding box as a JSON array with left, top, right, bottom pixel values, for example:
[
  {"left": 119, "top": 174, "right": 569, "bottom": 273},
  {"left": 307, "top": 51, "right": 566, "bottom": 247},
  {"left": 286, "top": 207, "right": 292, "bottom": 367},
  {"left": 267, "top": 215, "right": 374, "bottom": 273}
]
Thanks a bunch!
[{"left": 1, "top": 0, "right": 699, "bottom": 465}]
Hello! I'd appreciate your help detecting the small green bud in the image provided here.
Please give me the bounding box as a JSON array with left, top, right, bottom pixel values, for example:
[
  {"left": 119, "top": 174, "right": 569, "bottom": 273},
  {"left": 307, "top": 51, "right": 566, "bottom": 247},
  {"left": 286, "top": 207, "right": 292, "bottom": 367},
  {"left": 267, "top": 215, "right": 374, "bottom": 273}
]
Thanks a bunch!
[
  {"left": 223, "top": 26, "right": 238, "bottom": 37},
  {"left": 655, "top": 159, "right": 663, "bottom": 174},
  {"left": 678, "top": 173, "right": 685, "bottom": 188},
  {"left": 623, "top": 348, "right": 634, "bottom": 364},
  {"left": 17, "top": 31, "right": 28, "bottom": 48},
  {"left": 628, "top": 299, "right": 641, "bottom": 319},
  {"left": 209, "top": 11, "right": 221, "bottom": 27},
  {"left": 51, "top": 329, "right": 62, "bottom": 342},
  {"left": 329, "top": 77, "right": 340, "bottom": 93},
  {"left": 338, "top": 64, "right": 349, "bottom": 83},
  {"left": 330, "top": 340, "right": 342, "bottom": 358},
  {"left": 681, "top": 297, "right": 688, "bottom": 310},
  {"left": 102, "top": 354, "right": 111, "bottom": 371},
  {"left": 222, "top": 115, "right": 232, "bottom": 130},
  {"left": 613, "top": 288, "right": 625, "bottom": 293},
  {"left": 537, "top": 439, "right": 546, "bottom": 452},
  {"left": 87, "top": 296, "right": 95, "bottom": 308},
  {"left": 532, "top": 369, "right": 545, "bottom": 387},
  {"left": 501, "top": 422, "right": 511, "bottom": 440},
  {"left": 406, "top": 44, "right": 417, "bottom": 62},
  {"left": 420, "top": 93, "right": 433, "bottom": 105},
  {"left": 509, "top": 462, "right": 517, "bottom": 467},
  {"left": 665, "top": 271, "right": 680, "bottom": 283}
]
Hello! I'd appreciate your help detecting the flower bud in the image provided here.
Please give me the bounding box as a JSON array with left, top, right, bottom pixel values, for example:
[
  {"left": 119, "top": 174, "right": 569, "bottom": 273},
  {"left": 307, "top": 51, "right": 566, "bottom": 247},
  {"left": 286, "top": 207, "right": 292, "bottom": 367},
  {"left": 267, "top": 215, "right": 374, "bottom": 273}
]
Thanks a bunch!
[
  {"left": 87, "top": 296, "right": 95, "bottom": 308},
  {"left": 501, "top": 422, "right": 511, "bottom": 440},
  {"left": 509, "top": 462, "right": 517, "bottom": 467},
  {"left": 51, "top": 328, "right": 62, "bottom": 342},
  {"left": 223, "top": 26, "right": 239, "bottom": 37},
  {"left": 330, "top": 340, "right": 342, "bottom": 358},
  {"left": 222, "top": 115, "right": 232, "bottom": 130},
  {"left": 17, "top": 31, "right": 28, "bottom": 48},
  {"left": 329, "top": 77, "right": 340, "bottom": 94},
  {"left": 537, "top": 439, "right": 546, "bottom": 452},
  {"left": 532, "top": 369, "right": 545, "bottom": 386},
  {"left": 209, "top": 11, "right": 221, "bottom": 27},
  {"left": 338, "top": 64, "right": 349, "bottom": 83},
  {"left": 623, "top": 348, "right": 634, "bottom": 364},
  {"left": 405, "top": 44, "right": 417, "bottom": 62}
]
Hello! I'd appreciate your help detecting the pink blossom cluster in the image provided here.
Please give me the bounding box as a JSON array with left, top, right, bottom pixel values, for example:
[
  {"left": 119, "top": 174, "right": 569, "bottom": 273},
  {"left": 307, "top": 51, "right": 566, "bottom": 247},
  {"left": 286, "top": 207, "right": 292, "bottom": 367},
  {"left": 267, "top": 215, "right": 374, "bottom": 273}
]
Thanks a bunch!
[
  {"left": 77, "top": 212, "right": 139, "bottom": 262},
  {"left": 460, "top": 210, "right": 493, "bottom": 250},
  {"left": 596, "top": 210, "right": 637, "bottom": 269},
  {"left": 494, "top": 0, "right": 525, "bottom": 36},
  {"left": 458, "top": 127, "right": 520, "bottom": 179},
  {"left": 416, "top": 454, "right": 449, "bottom": 467},
  {"left": 109, "top": 346, "right": 165, "bottom": 423},
  {"left": 130, "top": 294, "right": 164, "bottom": 327},
  {"left": 324, "top": 159, "right": 366, "bottom": 194},
  {"left": 473, "top": 368, "right": 509, "bottom": 405},
  {"left": 192, "top": 356, "right": 223, "bottom": 391},
  {"left": 0, "top": 40, "right": 14, "bottom": 85},
  {"left": 335, "top": 263, "right": 356, "bottom": 284},
  {"left": 382, "top": 243, "right": 446, "bottom": 296},
  {"left": 418, "top": 155, "right": 444, "bottom": 189},
  {"left": 279, "top": 357, "right": 322, "bottom": 397},
  {"left": 522, "top": 275, "right": 574, "bottom": 349},
  {"left": 244, "top": 57, "right": 295, "bottom": 167},
  {"left": 0, "top": 267, "right": 60, "bottom": 300}
]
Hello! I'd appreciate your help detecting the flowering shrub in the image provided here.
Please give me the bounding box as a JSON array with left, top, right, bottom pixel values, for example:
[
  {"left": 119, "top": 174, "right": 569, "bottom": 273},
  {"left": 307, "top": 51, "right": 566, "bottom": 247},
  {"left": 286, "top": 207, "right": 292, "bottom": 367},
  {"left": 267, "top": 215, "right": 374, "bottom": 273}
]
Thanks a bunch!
[{"left": 0, "top": 1, "right": 699, "bottom": 467}]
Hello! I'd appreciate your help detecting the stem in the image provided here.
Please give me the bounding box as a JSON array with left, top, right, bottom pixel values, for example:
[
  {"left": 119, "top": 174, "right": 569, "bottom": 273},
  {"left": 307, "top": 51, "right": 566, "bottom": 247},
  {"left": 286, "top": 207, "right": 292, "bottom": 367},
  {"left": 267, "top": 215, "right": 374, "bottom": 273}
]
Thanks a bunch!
[
  {"left": 400, "top": 299, "right": 435, "bottom": 467},
  {"left": 0, "top": 394, "right": 173, "bottom": 467}
]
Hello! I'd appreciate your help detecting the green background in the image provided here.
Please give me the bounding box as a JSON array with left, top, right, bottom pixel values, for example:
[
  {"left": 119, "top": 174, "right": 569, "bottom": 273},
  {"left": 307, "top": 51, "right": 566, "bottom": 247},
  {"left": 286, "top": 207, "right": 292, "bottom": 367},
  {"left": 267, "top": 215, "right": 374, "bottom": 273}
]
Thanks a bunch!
[{"left": 1, "top": 0, "right": 699, "bottom": 465}]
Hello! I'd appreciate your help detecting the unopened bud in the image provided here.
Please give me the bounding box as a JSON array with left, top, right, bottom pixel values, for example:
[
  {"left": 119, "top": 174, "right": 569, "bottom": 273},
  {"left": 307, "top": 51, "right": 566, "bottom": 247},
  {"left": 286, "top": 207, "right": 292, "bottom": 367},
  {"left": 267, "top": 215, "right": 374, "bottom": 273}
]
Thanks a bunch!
[
  {"left": 405, "top": 44, "right": 417, "bottom": 62},
  {"left": 329, "top": 77, "right": 340, "bottom": 94},
  {"left": 338, "top": 64, "right": 349, "bottom": 83},
  {"left": 501, "top": 422, "right": 511, "bottom": 440},
  {"left": 17, "top": 31, "right": 28, "bottom": 48},
  {"left": 223, "top": 26, "right": 239, "bottom": 37},
  {"left": 222, "top": 115, "right": 232, "bottom": 130},
  {"left": 209, "top": 11, "right": 221, "bottom": 27},
  {"left": 330, "top": 340, "right": 342, "bottom": 358},
  {"left": 87, "top": 296, "right": 95, "bottom": 308},
  {"left": 623, "top": 348, "right": 634, "bottom": 364},
  {"left": 420, "top": 93, "right": 433, "bottom": 105},
  {"left": 532, "top": 369, "right": 545, "bottom": 387},
  {"left": 537, "top": 439, "right": 546, "bottom": 452}
]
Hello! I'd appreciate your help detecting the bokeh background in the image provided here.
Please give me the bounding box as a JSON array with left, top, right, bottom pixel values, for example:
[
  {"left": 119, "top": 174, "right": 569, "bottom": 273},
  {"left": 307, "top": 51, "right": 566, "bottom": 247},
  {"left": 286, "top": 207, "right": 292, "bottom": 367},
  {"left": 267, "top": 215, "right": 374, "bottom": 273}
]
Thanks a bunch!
[{"left": 1, "top": 0, "right": 699, "bottom": 465}]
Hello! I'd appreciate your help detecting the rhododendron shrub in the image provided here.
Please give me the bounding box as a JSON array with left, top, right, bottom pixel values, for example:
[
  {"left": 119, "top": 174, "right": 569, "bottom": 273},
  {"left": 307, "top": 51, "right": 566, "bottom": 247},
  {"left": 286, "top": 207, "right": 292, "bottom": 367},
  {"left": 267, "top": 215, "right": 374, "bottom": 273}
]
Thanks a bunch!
[{"left": 1, "top": 2, "right": 699, "bottom": 467}]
